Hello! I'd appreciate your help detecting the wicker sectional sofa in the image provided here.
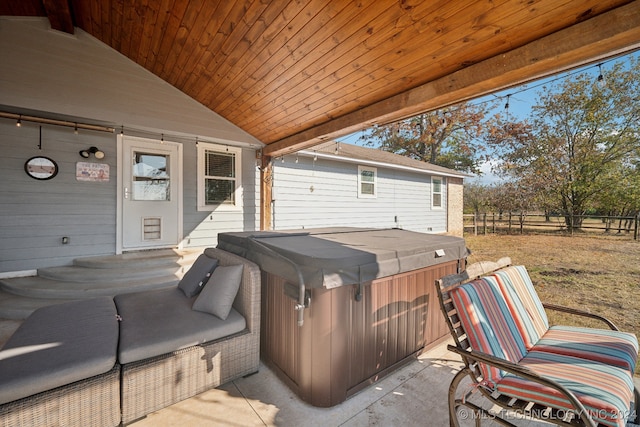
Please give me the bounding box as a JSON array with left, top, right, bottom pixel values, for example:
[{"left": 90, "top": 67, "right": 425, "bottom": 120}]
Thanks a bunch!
[{"left": 0, "top": 248, "right": 260, "bottom": 427}]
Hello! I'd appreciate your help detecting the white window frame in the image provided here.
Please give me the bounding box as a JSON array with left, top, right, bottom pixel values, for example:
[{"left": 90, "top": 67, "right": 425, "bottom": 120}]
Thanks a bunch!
[
  {"left": 197, "top": 143, "right": 242, "bottom": 211},
  {"left": 432, "top": 176, "right": 444, "bottom": 209},
  {"left": 358, "top": 165, "right": 377, "bottom": 198}
]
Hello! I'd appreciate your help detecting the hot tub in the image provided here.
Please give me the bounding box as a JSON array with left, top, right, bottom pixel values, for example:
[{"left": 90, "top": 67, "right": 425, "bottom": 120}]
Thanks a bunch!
[{"left": 217, "top": 228, "right": 468, "bottom": 407}]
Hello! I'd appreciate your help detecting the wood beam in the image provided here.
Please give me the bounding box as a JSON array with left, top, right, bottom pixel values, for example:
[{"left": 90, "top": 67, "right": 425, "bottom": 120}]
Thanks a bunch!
[
  {"left": 260, "top": 154, "right": 273, "bottom": 231},
  {"left": 263, "top": 1, "right": 640, "bottom": 158},
  {"left": 42, "top": 0, "right": 74, "bottom": 34}
]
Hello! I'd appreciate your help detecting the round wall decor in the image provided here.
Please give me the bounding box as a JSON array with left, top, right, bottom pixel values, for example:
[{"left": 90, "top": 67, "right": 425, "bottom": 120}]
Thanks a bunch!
[{"left": 24, "top": 156, "right": 59, "bottom": 180}]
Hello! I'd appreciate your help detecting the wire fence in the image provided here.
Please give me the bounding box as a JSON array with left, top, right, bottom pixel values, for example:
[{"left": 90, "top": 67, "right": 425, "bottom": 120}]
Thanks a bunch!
[{"left": 463, "top": 212, "right": 640, "bottom": 240}]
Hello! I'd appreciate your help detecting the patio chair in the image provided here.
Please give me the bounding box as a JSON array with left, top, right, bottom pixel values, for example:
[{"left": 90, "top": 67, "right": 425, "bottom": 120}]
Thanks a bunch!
[{"left": 436, "top": 257, "right": 639, "bottom": 427}]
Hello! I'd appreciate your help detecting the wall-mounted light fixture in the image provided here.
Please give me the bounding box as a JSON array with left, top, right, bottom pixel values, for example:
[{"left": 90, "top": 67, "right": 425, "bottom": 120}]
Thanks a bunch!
[{"left": 79, "top": 146, "right": 105, "bottom": 159}]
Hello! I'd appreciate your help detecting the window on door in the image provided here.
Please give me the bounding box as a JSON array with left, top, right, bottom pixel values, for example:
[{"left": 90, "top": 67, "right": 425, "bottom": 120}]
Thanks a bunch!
[
  {"left": 132, "top": 152, "right": 170, "bottom": 201},
  {"left": 197, "top": 143, "right": 242, "bottom": 211}
]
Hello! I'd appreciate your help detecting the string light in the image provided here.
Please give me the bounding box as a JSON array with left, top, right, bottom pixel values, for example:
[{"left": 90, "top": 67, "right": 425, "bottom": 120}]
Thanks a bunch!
[
  {"left": 596, "top": 63, "right": 606, "bottom": 88},
  {"left": 16, "top": 115, "right": 21, "bottom": 127},
  {"left": 378, "top": 56, "right": 617, "bottom": 133}
]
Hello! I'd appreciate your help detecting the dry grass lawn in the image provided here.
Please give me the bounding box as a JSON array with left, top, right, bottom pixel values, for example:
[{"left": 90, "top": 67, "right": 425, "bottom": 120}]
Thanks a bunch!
[{"left": 464, "top": 234, "right": 640, "bottom": 373}]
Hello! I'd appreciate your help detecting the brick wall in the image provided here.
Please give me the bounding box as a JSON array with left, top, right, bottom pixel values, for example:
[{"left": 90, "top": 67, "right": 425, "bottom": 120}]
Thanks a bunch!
[{"left": 447, "top": 177, "right": 464, "bottom": 237}]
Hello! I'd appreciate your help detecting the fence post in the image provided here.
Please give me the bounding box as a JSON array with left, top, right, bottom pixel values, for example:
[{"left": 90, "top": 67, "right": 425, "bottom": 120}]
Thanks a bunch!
[
  {"left": 635, "top": 214, "right": 639, "bottom": 241},
  {"left": 508, "top": 212, "right": 512, "bottom": 234},
  {"left": 474, "top": 213, "right": 478, "bottom": 236},
  {"left": 483, "top": 213, "right": 487, "bottom": 235},
  {"left": 492, "top": 213, "right": 496, "bottom": 234},
  {"left": 520, "top": 212, "right": 524, "bottom": 234}
]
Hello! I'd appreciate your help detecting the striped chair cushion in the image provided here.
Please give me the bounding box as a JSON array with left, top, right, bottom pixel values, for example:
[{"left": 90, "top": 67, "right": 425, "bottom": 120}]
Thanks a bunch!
[
  {"left": 493, "top": 266, "right": 639, "bottom": 373},
  {"left": 492, "top": 265, "right": 549, "bottom": 349},
  {"left": 534, "top": 325, "right": 638, "bottom": 373},
  {"left": 449, "top": 278, "right": 527, "bottom": 384},
  {"left": 496, "top": 350, "right": 634, "bottom": 427}
]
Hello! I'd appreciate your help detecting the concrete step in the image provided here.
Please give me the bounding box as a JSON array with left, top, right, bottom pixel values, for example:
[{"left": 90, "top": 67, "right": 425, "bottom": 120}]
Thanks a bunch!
[
  {"left": 73, "top": 249, "right": 201, "bottom": 269},
  {"left": 0, "top": 275, "right": 179, "bottom": 300},
  {"left": 0, "top": 289, "right": 76, "bottom": 320},
  {"left": 0, "top": 248, "right": 205, "bottom": 319},
  {"left": 37, "top": 264, "right": 186, "bottom": 283}
]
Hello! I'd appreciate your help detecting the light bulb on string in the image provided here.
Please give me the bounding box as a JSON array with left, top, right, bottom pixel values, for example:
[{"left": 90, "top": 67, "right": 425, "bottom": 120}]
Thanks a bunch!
[
  {"left": 503, "top": 94, "right": 511, "bottom": 128},
  {"left": 596, "top": 63, "right": 606, "bottom": 88}
]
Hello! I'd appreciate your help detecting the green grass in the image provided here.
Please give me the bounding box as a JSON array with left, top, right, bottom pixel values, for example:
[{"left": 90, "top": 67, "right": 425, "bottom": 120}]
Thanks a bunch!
[{"left": 464, "top": 234, "right": 640, "bottom": 374}]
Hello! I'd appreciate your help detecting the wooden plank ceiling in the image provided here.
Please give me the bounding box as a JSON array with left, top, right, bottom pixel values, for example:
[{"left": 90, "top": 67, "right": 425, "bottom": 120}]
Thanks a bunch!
[{"left": 2, "top": 0, "right": 639, "bottom": 156}]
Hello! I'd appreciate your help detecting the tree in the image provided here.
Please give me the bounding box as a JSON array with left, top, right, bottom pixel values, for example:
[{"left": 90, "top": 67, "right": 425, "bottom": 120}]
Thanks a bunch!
[
  {"left": 489, "top": 58, "right": 640, "bottom": 229},
  {"left": 361, "top": 102, "right": 489, "bottom": 173},
  {"left": 463, "top": 182, "right": 491, "bottom": 214}
]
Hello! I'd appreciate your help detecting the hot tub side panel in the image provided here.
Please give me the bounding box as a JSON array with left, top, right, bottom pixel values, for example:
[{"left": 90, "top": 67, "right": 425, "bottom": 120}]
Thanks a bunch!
[{"left": 260, "top": 260, "right": 460, "bottom": 407}]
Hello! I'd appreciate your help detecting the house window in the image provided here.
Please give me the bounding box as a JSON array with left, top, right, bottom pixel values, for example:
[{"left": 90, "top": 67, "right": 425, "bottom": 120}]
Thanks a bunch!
[
  {"left": 358, "top": 166, "right": 377, "bottom": 198},
  {"left": 432, "top": 177, "right": 444, "bottom": 208},
  {"left": 197, "top": 143, "right": 242, "bottom": 211}
]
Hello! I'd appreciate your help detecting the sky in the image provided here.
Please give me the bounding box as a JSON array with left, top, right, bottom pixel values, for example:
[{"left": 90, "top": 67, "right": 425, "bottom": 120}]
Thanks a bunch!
[{"left": 337, "top": 50, "right": 639, "bottom": 185}]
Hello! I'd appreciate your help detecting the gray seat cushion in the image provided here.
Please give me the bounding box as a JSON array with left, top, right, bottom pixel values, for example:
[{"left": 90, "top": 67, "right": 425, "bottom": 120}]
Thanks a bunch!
[
  {"left": 115, "top": 287, "right": 246, "bottom": 364},
  {"left": 0, "top": 297, "right": 119, "bottom": 404}
]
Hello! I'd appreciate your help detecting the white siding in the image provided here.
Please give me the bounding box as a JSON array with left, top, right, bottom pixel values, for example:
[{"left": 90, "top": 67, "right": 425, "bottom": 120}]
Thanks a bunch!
[{"left": 272, "top": 155, "right": 447, "bottom": 233}]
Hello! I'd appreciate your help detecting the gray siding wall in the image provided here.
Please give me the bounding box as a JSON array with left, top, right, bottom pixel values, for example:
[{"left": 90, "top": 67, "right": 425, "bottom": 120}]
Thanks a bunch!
[
  {"left": 0, "top": 121, "right": 117, "bottom": 272},
  {"left": 272, "top": 155, "right": 447, "bottom": 233},
  {"left": 182, "top": 144, "right": 259, "bottom": 248},
  {"left": 0, "top": 18, "right": 261, "bottom": 273}
]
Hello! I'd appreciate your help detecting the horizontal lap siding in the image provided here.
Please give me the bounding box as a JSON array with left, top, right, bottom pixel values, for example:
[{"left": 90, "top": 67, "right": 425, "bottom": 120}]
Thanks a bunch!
[
  {"left": 182, "top": 145, "right": 259, "bottom": 248},
  {"left": 0, "top": 122, "right": 117, "bottom": 272},
  {"left": 272, "top": 156, "right": 446, "bottom": 232},
  {"left": 0, "top": 19, "right": 262, "bottom": 272}
]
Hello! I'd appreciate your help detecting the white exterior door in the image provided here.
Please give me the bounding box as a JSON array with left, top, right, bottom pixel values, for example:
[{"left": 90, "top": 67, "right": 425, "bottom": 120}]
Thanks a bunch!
[{"left": 118, "top": 135, "right": 182, "bottom": 251}]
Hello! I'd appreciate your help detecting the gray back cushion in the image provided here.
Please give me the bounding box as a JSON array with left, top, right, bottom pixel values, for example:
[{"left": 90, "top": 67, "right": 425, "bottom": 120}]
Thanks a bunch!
[
  {"left": 192, "top": 264, "right": 243, "bottom": 320},
  {"left": 178, "top": 254, "right": 219, "bottom": 297}
]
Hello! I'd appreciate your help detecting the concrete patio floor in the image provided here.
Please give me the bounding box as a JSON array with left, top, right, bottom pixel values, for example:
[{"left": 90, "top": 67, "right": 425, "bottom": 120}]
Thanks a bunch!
[
  {"left": 130, "top": 340, "right": 640, "bottom": 427},
  {"left": 130, "top": 341, "right": 460, "bottom": 427}
]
